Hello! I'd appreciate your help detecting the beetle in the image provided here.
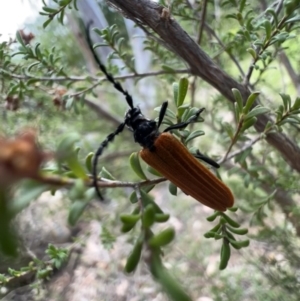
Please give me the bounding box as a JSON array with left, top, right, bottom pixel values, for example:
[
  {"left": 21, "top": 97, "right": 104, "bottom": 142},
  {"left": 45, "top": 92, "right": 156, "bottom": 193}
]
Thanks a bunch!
[{"left": 86, "top": 24, "right": 234, "bottom": 212}]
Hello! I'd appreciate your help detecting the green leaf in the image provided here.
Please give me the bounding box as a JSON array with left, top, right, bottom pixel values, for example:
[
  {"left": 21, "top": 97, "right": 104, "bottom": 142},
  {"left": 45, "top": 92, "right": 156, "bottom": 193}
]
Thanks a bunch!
[
  {"left": 65, "top": 97, "right": 74, "bottom": 109},
  {"left": 234, "top": 102, "right": 240, "bottom": 123},
  {"left": 149, "top": 227, "right": 175, "bottom": 247},
  {"left": 129, "top": 152, "right": 147, "bottom": 180},
  {"left": 219, "top": 240, "right": 231, "bottom": 270},
  {"left": 234, "top": 147, "right": 252, "bottom": 163},
  {"left": 66, "top": 153, "right": 88, "bottom": 180},
  {"left": 120, "top": 214, "right": 141, "bottom": 225},
  {"left": 85, "top": 152, "right": 94, "bottom": 173},
  {"left": 27, "top": 62, "right": 40, "bottom": 72},
  {"left": 227, "top": 225, "right": 248, "bottom": 235},
  {"left": 130, "top": 188, "right": 155, "bottom": 204},
  {"left": 172, "top": 82, "right": 179, "bottom": 107},
  {"left": 140, "top": 190, "right": 164, "bottom": 214},
  {"left": 279, "top": 93, "right": 291, "bottom": 111},
  {"left": 246, "top": 48, "right": 257, "bottom": 59},
  {"left": 43, "top": 18, "right": 53, "bottom": 29},
  {"left": 221, "top": 213, "right": 240, "bottom": 228},
  {"left": 100, "top": 167, "right": 115, "bottom": 180},
  {"left": 223, "top": 122, "right": 234, "bottom": 139},
  {"left": 243, "top": 91, "right": 260, "bottom": 114},
  {"left": 232, "top": 92, "right": 243, "bottom": 112},
  {"left": 185, "top": 130, "right": 204, "bottom": 144},
  {"left": 142, "top": 204, "right": 156, "bottom": 228},
  {"left": 291, "top": 97, "right": 300, "bottom": 110},
  {"left": 56, "top": 133, "right": 80, "bottom": 160},
  {"left": 58, "top": 9, "right": 65, "bottom": 25},
  {"left": 284, "top": 16, "right": 300, "bottom": 24},
  {"left": 150, "top": 259, "right": 192, "bottom": 301},
  {"left": 177, "top": 77, "right": 189, "bottom": 107},
  {"left": 275, "top": 104, "right": 284, "bottom": 121},
  {"left": 204, "top": 231, "right": 217, "bottom": 238},
  {"left": 239, "top": 0, "right": 246, "bottom": 12},
  {"left": 15, "top": 30, "right": 26, "bottom": 48},
  {"left": 42, "top": 6, "right": 57, "bottom": 13},
  {"left": 154, "top": 213, "right": 170, "bottom": 223},
  {"left": 208, "top": 223, "right": 222, "bottom": 234},
  {"left": 241, "top": 117, "right": 257, "bottom": 132},
  {"left": 266, "top": 8, "right": 278, "bottom": 26},
  {"left": 124, "top": 237, "right": 143, "bottom": 273},
  {"left": 206, "top": 211, "right": 220, "bottom": 222},
  {"left": 121, "top": 223, "right": 136, "bottom": 233},
  {"left": 0, "top": 190, "right": 19, "bottom": 257},
  {"left": 229, "top": 239, "right": 250, "bottom": 249},
  {"left": 68, "top": 179, "right": 86, "bottom": 201},
  {"left": 245, "top": 106, "right": 269, "bottom": 120},
  {"left": 264, "top": 20, "right": 272, "bottom": 40},
  {"left": 146, "top": 165, "right": 162, "bottom": 177},
  {"left": 9, "top": 181, "right": 50, "bottom": 215},
  {"left": 168, "top": 182, "right": 177, "bottom": 196},
  {"left": 68, "top": 200, "right": 88, "bottom": 226}
]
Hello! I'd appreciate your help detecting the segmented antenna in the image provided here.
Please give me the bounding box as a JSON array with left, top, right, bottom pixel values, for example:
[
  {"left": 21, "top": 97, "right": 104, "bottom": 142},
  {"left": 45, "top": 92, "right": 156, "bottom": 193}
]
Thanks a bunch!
[{"left": 86, "top": 21, "right": 134, "bottom": 109}]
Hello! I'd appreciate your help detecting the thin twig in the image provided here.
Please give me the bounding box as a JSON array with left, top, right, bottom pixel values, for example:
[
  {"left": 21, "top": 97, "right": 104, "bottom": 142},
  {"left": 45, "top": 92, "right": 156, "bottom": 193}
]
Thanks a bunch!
[
  {"left": 219, "top": 134, "right": 264, "bottom": 164},
  {"left": 35, "top": 173, "right": 166, "bottom": 190},
  {"left": 0, "top": 68, "right": 190, "bottom": 83}
]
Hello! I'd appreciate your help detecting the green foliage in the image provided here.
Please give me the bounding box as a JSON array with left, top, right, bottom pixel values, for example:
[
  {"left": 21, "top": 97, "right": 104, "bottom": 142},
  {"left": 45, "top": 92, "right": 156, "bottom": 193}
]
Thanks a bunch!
[
  {"left": 46, "top": 244, "right": 68, "bottom": 269},
  {"left": 204, "top": 209, "right": 249, "bottom": 269},
  {"left": 0, "top": 244, "right": 68, "bottom": 288},
  {"left": 93, "top": 25, "right": 135, "bottom": 71},
  {"left": 40, "top": 0, "right": 78, "bottom": 28}
]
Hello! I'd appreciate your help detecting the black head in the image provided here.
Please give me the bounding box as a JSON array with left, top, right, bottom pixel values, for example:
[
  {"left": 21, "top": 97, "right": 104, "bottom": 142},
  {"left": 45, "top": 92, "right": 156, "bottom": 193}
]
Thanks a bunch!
[{"left": 124, "top": 107, "right": 159, "bottom": 149}]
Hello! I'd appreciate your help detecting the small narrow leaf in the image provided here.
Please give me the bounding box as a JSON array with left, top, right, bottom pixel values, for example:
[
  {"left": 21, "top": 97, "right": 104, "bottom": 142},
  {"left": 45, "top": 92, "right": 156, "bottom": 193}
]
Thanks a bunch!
[
  {"left": 147, "top": 165, "right": 162, "bottom": 177},
  {"left": 279, "top": 93, "right": 291, "bottom": 111},
  {"left": 100, "top": 167, "right": 115, "bottom": 180},
  {"left": 234, "top": 102, "right": 240, "bottom": 123},
  {"left": 142, "top": 204, "right": 155, "bottom": 228},
  {"left": 85, "top": 152, "right": 94, "bottom": 173},
  {"left": 264, "top": 20, "right": 272, "bottom": 40},
  {"left": 172, "top": 82, "right": 179, "bottom": 107},
  {"left": 227, "top": 225, "right": 248, "bottom": 235},
  {"left": 169, "top": 182, "right": 177, "bottom": 196},
  {"left": 221, "top": 214, "right": 241, "bottom": 228},
  {"left": 177, "top": 77, "right": 189, "bottom": 107},
  {"left": 243, "top": 91, "right": 260, "bottom": 114},
  {"left": 154, "top": 213, "right": 170, "bottom": 223},
  {"left": 246, "top": 48, "right": 257, "bottom": 59},
  {"left": 68, "top": 200, "right": 88, "bottom": 226},
  {"left": 232, "top": 88, "right": 244, "bottom": 113},
  {"left": 185, "top": 130, "right": 204, "bottom": 144},
  {"left": 129, "top": 152, "right": 147, "bottom": 180},
  {"left": 66, "top": 153, "right": 88, "bottom": 179},
  {"left": 229, "top": 239, "right": 250, "bottom": 249},
  {"left": 120, "top": 214, "right": 141, "bottom": 225},
  {"left": 244, "top": 106, "right": 269, "bottom": 120},
  {"left": 206, "top": 211, "right": 220, "bottom": 222},
  {"left": 219, "top": 240, "right": 231, "bottom": 270},
  {"left": 241, "top": 117, "right": 257, "bottom": 132},
  {"left": 291, "top": 97, "right": 300, "bottom": 110},
  {"left": 124, "top": 237, "right": 143, "bottom": 273},
  {"left": 149, "top": 227, "right": 175, "bottom": 247}
]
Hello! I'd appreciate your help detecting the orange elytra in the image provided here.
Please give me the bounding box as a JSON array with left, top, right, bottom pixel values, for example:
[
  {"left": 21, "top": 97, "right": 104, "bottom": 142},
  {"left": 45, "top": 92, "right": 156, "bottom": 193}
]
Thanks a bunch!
[{"left": 140, "top": 133, "right": 234, "bottom": 211}]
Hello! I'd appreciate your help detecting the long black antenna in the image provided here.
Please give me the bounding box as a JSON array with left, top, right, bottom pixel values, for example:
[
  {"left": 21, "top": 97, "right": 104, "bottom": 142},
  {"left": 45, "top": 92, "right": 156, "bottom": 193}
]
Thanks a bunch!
[
  {"left": 85, "top": 21, "right": 134, "bottom": 109},
  {"left": 86, "top": 22, "right": 135, "bottom": 200}
]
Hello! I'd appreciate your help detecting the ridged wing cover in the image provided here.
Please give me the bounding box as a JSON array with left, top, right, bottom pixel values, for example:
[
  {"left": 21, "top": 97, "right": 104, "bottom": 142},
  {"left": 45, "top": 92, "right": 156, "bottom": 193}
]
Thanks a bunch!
[{"left": 140, "top": 133, "right": 234, "bottom": 211}]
